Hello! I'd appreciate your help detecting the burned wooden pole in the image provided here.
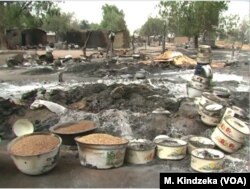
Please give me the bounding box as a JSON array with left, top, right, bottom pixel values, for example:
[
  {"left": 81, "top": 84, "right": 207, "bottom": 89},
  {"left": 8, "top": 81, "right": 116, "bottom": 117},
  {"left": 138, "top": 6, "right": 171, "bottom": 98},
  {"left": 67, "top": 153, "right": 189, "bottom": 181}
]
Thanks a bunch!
[
  {"left": 82, "top": 31, "right": 92, "bottom": 58},
  {"left": 162, "top": 21, "right": 166, "bottom": 53}
]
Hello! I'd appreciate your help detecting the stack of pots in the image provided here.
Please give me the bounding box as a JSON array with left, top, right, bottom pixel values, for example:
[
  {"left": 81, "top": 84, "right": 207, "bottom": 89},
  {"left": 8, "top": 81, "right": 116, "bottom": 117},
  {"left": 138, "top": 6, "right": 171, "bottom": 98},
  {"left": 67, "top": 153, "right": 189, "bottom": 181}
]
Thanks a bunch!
[
  {"left": 187, "top": 45, "right": 213, "bottom": 98},
  {"left": 198, "top": 92, "right": 227, "bottom": 127},
  {"left": 211, "top": 115, "right": 250, "bottom": 154}
]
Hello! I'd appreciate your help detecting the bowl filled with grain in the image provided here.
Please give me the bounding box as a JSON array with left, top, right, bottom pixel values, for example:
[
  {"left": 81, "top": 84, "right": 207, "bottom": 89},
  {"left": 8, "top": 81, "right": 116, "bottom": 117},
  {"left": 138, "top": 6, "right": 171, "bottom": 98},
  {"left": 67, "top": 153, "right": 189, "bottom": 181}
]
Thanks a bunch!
[
  {"left": 49, "top": 120, "right": 97, "bottom": 145},
  {"left": 7, "top": 132, "right": 62, "bottom": 175},
  {"left": 75, "top": 133, "right": 129, "bottom": 169}
]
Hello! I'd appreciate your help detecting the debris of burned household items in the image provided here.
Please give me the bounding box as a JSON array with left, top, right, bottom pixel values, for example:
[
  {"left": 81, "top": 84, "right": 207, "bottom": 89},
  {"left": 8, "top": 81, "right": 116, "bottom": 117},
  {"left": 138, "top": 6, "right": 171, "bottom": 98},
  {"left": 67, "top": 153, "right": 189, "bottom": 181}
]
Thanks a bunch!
[{"left": 153, "top": 50, "right": 197, "bottom": 68}]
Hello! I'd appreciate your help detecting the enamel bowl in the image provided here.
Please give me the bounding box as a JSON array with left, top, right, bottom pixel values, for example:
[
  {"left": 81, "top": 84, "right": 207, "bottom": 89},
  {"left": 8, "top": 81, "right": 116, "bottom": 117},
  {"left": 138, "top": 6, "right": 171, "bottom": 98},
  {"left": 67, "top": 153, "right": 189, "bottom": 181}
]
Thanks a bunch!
[
  {"left": 75, "top": 134, "right": 128, "bottom": 169},
  {"left": 197, "top": 45, "right": 212, "bottom": 64},
  {"left": 187, "top": 83, "right": 203, "bottom": 98},
  {"left": 212, "top": 87, "right": 230, "bottom": 99},
  {"left": 192, "top": 75, "right": 209, "bottom": 84},
  {"left": 198, "top": 103, "right": 204, "bottom": 115},
  {"left": 49, "top": 120, "right": 97, "bottom": 145},
  {"left": 12, "top": 119, "right": 34, "bottom": 137},
  {"left": 232, "top": 106, "right": 247, "bottom": 120},
  {"left": 221, "top": 107, "right": 235, "bottom": 120},
  {"left": 201, "top": 65, "right": 213, "bottom": 78},
  {"left": 197, "top": 45, "right": 211, "bottom": 57},
  {"left": 201, "top": 104, "right": 223, "bottom": 126},
  {"left": 191, "top": 148, "right": 224, "bottom": 173},
  {"left": 190, "top": 79, "right": 208, "bottom": 90},
  {"left": 196, "top": 57, "right": 211, "bottom": 64},
  {"left": 202, "top": 103, "right": 223, "bottom": 116},
  {"left": 154, "top": 138, "right": 187, "bottom": 160},
  {"left": 211, "top": 127, "right": 242, "bottom": 153},
  {"left": 188, "top": 136, "right": 215, "bottom": 154},
  {"left": 125, "top": 139, "right": 156, "bottom": 164},
  {"left": 218, "top": 116, "right": 250, "bottom": 143},
  {"left": 200, "top": 92, "right": 224, "bottom": 107},
  {"left": 7, "top": 132, "right": 62, "bottom": 175}
]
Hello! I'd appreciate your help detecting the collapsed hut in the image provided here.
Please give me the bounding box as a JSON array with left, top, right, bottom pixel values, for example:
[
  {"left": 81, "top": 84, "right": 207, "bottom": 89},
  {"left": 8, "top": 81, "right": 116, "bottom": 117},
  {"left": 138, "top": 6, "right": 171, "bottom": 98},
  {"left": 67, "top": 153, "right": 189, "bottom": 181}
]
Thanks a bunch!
[
  {"left": 64, "top": 29, "right": 130, "bottom": 49},
  {"left": 5, "top": 28, "right": 47, "bottom": 49}
]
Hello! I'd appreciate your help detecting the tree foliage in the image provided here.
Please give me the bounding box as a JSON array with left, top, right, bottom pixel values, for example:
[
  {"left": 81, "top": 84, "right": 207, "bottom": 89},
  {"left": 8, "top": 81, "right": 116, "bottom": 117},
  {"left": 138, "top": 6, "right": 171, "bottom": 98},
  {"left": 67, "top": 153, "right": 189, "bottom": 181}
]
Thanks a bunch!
[
  {"left": 158, "top": 0, "right": 228, "bottom": 46},
  {"left": 80, "top": 19, "right": 90, "bottom": 30},
  {"left": 217, "top": 14, "right": 240, "bottom": 40},
  {"left": 100, "top": 4, "right": 128, "bottom": 32},
  {"left": 218, "top": 15, "right": 250, "bottom": 43},
  {"left": 42, "top": 11, "right": 81, "bottom": 37},
  {"left": 140, "top": 17, "right": 164, "bottom": 37},
  {"left": 240, "top": 18, "right": 250, "bottom": 43},
  {"left": 89, "top": 23, "right": 101, "bottom": 30},
  {"left": 0, "top": 1, "right": 55, "bottom": 29}
]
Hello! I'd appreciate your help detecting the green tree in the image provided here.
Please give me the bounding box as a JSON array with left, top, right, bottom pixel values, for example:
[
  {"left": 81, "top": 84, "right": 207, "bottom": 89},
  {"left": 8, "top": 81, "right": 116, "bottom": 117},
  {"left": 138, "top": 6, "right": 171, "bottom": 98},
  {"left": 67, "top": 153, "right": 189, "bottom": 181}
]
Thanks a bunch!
[
  {"left": 217, "top": 14, "right": 240, "bottom": 41},
  {"left": 42, "top": 12, "right": 76, "bottom": 38},
  {"left": 100, "top": 4, "right": 128, "bottom": 32},
  {"left": 1, "top": 1, "right": 55, "bottom": 29},
  {"left": 80, "top": 19, "right": 90, "bottom": 30},
  {"left": 140, "top": 17, "right": 164, "bottom": 37},
  {"left": 238, "top": 18, "right": 250, "bottom": 45},
  {"left": 0, "top": 1, "right": 56, "bottom": 48},
  {"left": 218, "top": 15, "right": 249, "bottom": 57},
  {"left": 133, "top": 28, "right": 141, "bottom": 36},
  {"left": 159, "top": 0, "right": 228, "bottom": 47},
  {"left": 70, "top": 19, "right": 81, "bottom": 31},
  {"left": 140, "top": 17, "right": 164, "bottom": 45},
  {"left": 89, "top": 23, "right": 101, "bottom": 30}
]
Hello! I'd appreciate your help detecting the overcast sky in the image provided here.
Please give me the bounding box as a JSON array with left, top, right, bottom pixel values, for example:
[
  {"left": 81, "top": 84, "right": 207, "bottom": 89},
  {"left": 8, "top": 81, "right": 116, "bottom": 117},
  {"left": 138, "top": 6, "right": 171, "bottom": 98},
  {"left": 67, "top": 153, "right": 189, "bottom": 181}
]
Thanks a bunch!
[{"left": 58, "top": 0, "right": 250, "bottom": 33}]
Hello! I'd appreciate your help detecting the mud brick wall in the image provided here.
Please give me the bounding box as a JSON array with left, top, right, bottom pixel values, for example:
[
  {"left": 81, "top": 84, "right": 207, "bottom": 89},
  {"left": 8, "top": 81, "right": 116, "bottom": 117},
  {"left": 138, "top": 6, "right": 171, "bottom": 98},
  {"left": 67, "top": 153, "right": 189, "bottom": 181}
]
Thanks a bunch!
[
  {"left": 22, "top": 28, "right": 47, "bottom": 46},
  {"left": 65, "top": 29, "right": 130, "bottom": 49},
  {"left": 114, "top": 30, "right": 130, "bottom": 49},
  {"left": 5, "top": 29, "right": 22, "bottom": 49},
  {"left": 6, "top": 28, "right": 47, "bottom": 49},
  {"left": 87, "top": 30, "right": 108, "bottom": 48}
]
